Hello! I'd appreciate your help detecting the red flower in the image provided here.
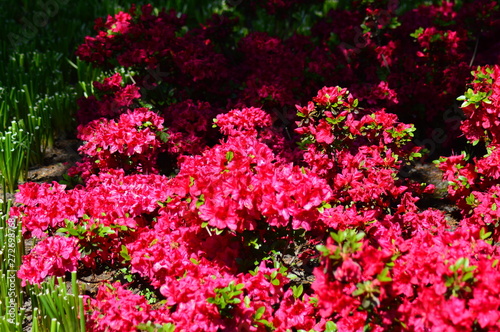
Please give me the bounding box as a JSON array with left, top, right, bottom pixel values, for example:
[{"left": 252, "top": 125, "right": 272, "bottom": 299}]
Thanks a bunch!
[
  {"left": 18, "top": 236, "right": 80, "bottom": 286},
  {"left": 86, "top": 282, "right": 152, "bottom": 332},
  {"left": 314, "top": 119, "right": 334, "bottom": 144}
]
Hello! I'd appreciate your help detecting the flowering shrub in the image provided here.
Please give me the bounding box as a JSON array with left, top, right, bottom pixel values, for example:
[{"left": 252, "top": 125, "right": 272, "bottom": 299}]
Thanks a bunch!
[
  {"left": 70, "top": 107, "right": 167, "bottom": 178},
  {"left": 74, "top": 1, "right": 500, "bottom": 156},
  {"left": 438, "top": 65, "right": 500, "bottom": 245},
  {"left": 14, "top": 73, "right": 500, "bottom": 330},
  {"left": 11, "top": 85, "right": 466, "bottom": 330},
  {"left": 312, "top": 230, "right": 395, "bottom": 330},
  {"left": 12, "top": 1, "right": 500, "bottom": 331},
  {"left": 76, "top": 73, "right": 142, "bottom": 125},
  {"left": 86, "top": 282, "right": 154, "bottom": 331},
  {"left": 161, "top": 100, "right": 219, "bottom": 158},
  {"left": 18, "top": 236, "right": 80, "bottom": 286},
  {"left": 296, "top": 86, "right": 424, "bottom": 212}
]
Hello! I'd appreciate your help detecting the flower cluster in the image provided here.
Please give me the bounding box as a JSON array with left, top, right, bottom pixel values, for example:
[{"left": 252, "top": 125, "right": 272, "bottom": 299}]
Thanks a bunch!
[
  {"left": 312, "top": 230, "right": 395, "bottom": 330},
  {"left": 76, "top": 73, "right": 142, "bottom": 125},
  {"left": 296, "top": 86, "right": 423, "bottom": 211},
  {"left": 74, "top": 1, "right": 500, "bottom": 158},
  {"left": 161, "top": 99, "right": 220, "bottom": 158},
  {"left": 438, "top": 65, "right": 500, "bottom": 219},
  {"left": 393, "top": 225, "right": 500, "bottom": 331},
  {"left": 215, "top": 107, "right": 272, "bottom": 137},
  {"left": 169, "top": 106, "right": 332, "bottom": 232},
  {"left": 76, "top": 4, "right": 232, "bottom": 108},
  {"left": 76, "top": 5, "right": 186, "bottom": 70},
  {"left": 70, "top": 107, "right": 167, "bottom": 178},
  {"left": 14, "top": 79, "right": 500, "bottom": 330},
  {"left": 85, "top": 282, "right": 154, "bottom": 332},
  {"left": 18, "top": 236, "right": 80, "bottom": 286},
  {"left": 439, "top": 65, "right": 500, "bottom": 246},
  {"left": 459, "top": 65, "right": 500, "bottom": 146},
  {"left": 14, "top": 169, "right": 171, "bottom": 276}
]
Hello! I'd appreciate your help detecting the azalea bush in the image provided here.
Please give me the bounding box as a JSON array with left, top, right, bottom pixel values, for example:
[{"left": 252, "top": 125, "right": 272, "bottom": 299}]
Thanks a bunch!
[
  {"left": 6, "top": 1, "right": 500, "bottom": 331},
  {"left": 437, "top": 65, "right": 500, "bottom": 241},
  {"left": 71, "top": 106, "right": 168, "bottom": 179},
  {"left": 75, "top": 1, "right": 500, "bottom": 158},
  {"left": 13, "top": 79, "right": 500, "bottom": 330}
]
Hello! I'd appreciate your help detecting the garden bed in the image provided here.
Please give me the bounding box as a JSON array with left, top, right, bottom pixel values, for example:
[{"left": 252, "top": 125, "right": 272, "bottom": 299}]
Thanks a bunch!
[{"left": 2, "top": 1, "right": 500, "bottom": 331}]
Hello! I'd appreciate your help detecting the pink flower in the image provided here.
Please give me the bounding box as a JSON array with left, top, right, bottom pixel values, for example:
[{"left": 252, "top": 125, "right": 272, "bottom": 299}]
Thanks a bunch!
[
  {"left": 314, "top": 119, "right": 334, "bottom": 144},
  {"left": 215, "top": 107, "right": 272, "bottom": 137},
  {"left": 74, "top": 108, "right": 166, "bottom": 177},
  {"left": 334, "top": 258, "right": 362, "bottom": 283},
  {"left": 18, "top": 236, "right": 80, "bottom": 286},
  {"left": 86, "top": 282, "right": 152, "bottom": 332},
  {"left": 313, "top": 86, "right": 351, "bottom": 106}
]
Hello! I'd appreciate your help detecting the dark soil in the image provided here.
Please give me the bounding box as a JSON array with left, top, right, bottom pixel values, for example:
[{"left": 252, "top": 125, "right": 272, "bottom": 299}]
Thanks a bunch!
[
  {"left": 27, "top": 139, "right": 82, "bottom": 183},
  {"left": 401, "top": 162, "right": 461, "bottom": 228}
]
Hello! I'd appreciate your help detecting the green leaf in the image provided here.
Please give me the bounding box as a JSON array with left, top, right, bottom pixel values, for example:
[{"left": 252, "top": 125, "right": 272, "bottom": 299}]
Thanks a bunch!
[
  {"left": 325, "top": 321, "right": 338, "bottom": 332},
  {"left": 317, "top": 201, "right": 332, "bottom": 213},
  {"left": 226, "top": 150, "right": 234, "bottom": 162},
  {"left": 463, "top": 271, "right": 475, "bottom": 282},
  {"left": 57, "top": 227, "right": 69, "bottom": 234},
  {"left": 158, "top": 131, "right": 169, "bottom": 143},
  {"left": 377, "top": 267, "right": 392, "bottom": 282},
  {"left": 254, "top": 306, "right": 266, "bottom": 320},
  {"left": 97, "top": 226, "right": 115, "bottom": 237},
  {"left": 196, "top": 194, "right": 205, "bottom": 208},
  {"left": 465, "top": 193, "right": 476, "bottom": 206},
  {"left": 480, "top": 227, "right": 492, "bottom": 240},
  {"left": 120, "top": 245, "right": 131, "bottom": 262},
  {"left": 352, "top": 285, "right": 365, "bottom": 297},
  {"left": 291, "top": 284, "right": 303, "bottom": 299}
]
